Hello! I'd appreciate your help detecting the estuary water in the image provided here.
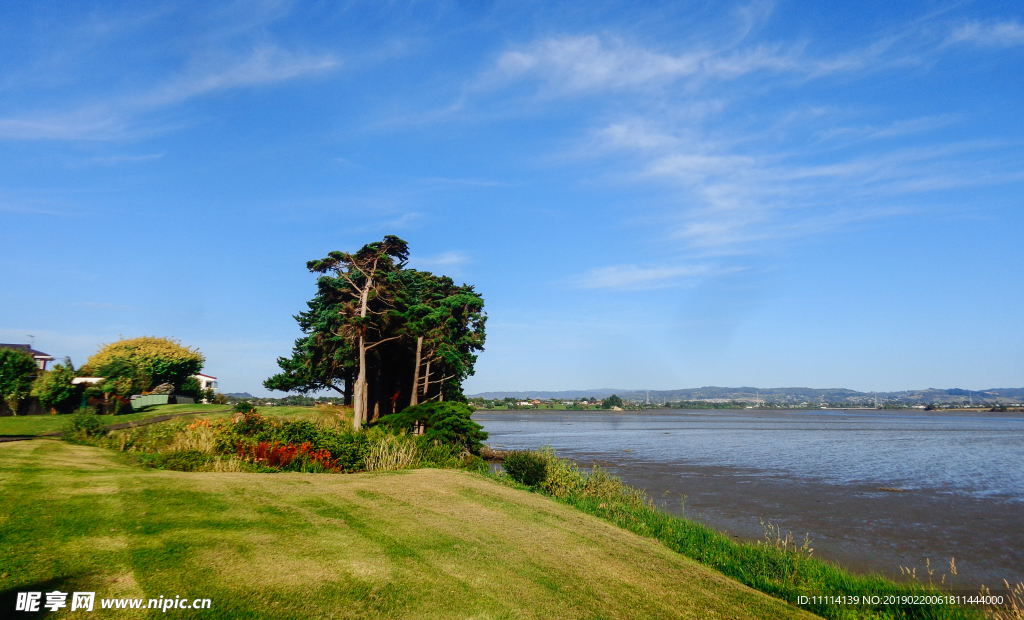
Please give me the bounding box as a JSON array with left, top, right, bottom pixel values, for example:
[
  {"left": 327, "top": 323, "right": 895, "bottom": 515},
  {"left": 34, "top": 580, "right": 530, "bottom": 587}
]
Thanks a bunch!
[{"left": 474, "top": 409, "right": 1024, "bottom": 587}]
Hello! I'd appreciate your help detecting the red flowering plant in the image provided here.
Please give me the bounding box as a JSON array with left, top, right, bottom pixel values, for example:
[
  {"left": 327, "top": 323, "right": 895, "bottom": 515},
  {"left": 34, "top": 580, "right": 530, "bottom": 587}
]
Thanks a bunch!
[{"left": 236, "top": 440, "right": 340, "bottom": 473}]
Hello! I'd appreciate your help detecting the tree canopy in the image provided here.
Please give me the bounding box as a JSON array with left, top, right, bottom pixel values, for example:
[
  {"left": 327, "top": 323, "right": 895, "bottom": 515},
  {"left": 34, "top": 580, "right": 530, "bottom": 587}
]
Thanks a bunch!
[
  {"left": 602, "top": 394, "right": 625, "bottom": 409},
  {"left": 265, "top": 236, "right": 486, "bottom": 428},
  {"left": 81, "top": 336, "right": 205, "bottom": 392},
  {"left": 0, "top": 348, "right": 38, "bottom": 415},
  {"left": 31, "top": 358, "right": 81, "bottom": 413}
]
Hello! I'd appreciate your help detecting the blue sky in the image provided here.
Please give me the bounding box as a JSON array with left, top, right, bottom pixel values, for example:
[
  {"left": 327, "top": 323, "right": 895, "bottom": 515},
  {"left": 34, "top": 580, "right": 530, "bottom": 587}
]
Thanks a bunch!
[{"left": 1, "top": 0, "right": 1022, "bottom": 395}]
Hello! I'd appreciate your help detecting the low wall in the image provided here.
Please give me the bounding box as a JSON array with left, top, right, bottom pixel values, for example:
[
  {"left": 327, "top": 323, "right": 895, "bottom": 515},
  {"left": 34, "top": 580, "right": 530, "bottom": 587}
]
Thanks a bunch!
[{"left": 129, "top": 394, "right": 195, "bottom": 408}]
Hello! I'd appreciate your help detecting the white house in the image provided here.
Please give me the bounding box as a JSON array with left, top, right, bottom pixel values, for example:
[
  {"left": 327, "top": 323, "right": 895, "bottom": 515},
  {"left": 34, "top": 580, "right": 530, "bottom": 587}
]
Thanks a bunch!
[
  {"left": 195, "top": 374, "right": 217, "bottom": 390},
  {"left": 0, "top": 344, "right": 55, "bottom": 370}
]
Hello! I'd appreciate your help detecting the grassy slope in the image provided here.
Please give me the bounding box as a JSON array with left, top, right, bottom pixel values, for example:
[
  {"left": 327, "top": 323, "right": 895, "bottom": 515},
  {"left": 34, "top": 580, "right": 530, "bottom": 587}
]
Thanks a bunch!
[
  {"left": 0, "top": 405, "right": 321, "bottom": 437},
  {"left": 0, "top": 440, "right": 815, "bottom": 620}
]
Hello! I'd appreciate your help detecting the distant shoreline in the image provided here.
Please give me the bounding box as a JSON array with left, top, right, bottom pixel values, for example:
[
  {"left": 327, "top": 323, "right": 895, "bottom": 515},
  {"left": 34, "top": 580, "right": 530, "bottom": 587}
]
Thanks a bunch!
[{"left": 473, "top": 406, "right": 1024, "bottom": 415}]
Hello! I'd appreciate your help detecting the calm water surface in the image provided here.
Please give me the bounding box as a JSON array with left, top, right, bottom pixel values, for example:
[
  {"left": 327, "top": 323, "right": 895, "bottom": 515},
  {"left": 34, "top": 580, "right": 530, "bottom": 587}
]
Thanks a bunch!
[
  {"left": 476, "top": 409, "right": 1024, "bottom": 499},
  {"left": 475, "top": 409, "right": 1024, "bottom": 585}
]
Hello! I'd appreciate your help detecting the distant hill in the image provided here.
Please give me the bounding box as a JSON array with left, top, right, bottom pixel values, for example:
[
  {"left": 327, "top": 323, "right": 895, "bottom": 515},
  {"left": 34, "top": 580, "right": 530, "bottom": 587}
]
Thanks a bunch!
[
  {"left": 224, "top": 392, "right": 254, "bottom": 398},
  {"left": 468, "top": 386, "right": 1024, "bottom": 405}
]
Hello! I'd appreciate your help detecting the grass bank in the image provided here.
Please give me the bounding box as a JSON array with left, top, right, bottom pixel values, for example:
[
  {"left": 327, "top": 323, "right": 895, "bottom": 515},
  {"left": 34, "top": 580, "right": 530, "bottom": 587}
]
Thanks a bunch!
[{"left": 0, "top": 440, "right": 813, "bottom": 619}]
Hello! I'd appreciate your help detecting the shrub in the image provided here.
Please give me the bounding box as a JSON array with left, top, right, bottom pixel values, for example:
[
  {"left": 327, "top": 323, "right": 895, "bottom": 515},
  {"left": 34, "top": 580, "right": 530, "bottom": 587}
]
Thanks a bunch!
[
  {"left": 62, "top": 409, "right": 106, "bottom": 439},
  {"left": 233, "top": 411, "right": 268, "bottom": 436},
  {"left": 377, "top": 401, "right": 487, "bottom": 453},
  {"left": 233, "top": 401, "right": 257, "bottom": 414},
  {"left": 503, "top": 450, "right": 547, "bottom": 486}
]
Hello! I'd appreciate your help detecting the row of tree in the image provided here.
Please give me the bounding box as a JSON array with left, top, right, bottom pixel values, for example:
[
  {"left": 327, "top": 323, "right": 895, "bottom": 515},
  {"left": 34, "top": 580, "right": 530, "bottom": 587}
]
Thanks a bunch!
[{"left": 265, "top": 236, "right": 486, "bottom": 429}]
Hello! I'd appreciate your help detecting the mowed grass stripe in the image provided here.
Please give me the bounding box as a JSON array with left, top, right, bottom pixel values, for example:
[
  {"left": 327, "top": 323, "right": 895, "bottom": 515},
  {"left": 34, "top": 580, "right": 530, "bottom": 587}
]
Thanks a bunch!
[{"left": 0, "top": 440, "right": 816, "bottom": 619}]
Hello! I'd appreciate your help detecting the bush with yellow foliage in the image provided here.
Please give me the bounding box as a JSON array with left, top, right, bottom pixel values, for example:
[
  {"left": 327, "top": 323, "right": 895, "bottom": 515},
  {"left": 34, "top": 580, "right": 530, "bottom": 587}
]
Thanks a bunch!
[{"left": 81, "top": 336, "right": 205, "bottom": 393}]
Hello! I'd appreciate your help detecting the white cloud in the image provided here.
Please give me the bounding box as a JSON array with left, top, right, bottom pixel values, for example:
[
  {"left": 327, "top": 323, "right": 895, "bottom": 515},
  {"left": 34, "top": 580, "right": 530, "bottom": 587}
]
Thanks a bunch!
[
  {"left": 83, "top": 153, "right": 164, "bottom": 165},
  {"left": 481, "top": 32, "right": 889, "bottom": 97},
  {"left": 489, "top": 36, "right": 708, "bottom": 93},
  {"left": 578, "top": 263, "right": 733, "bottom": 290},
  {"left": 414, "top": 251, "right": 469, "bottom": 269},
  {"left": 72, "top": 302, "right": 132, "bottom": 310},
  {"left": 591, "top": 115, "right": 1014, "bottom": 253},
  {"left": 137, "top": 47, "right": 340, "bottom": 108},
  {"left": 949, "top": 21, "right": 1024, "bottom": 47},
  {"left": 419, "top": 177, "right": 509, "bottom": 187},
  {"left": 0, "top": 47, "right": 340, "bottom": 141}
]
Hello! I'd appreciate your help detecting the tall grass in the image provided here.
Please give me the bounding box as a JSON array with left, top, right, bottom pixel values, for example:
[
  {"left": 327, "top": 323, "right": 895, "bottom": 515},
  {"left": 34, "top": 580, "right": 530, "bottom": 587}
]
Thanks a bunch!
[
  {"left": 167, "top": 419, "right": 217, "bottom": 454},
  {"left": 362, "top": 432, "right": 420, "bottom": 471},
  {"left": 501, "top": 448, "right": 982, "bottom": 620},
  {"left": 982, "top": 581, "right": 1024, "bottom": 620}
]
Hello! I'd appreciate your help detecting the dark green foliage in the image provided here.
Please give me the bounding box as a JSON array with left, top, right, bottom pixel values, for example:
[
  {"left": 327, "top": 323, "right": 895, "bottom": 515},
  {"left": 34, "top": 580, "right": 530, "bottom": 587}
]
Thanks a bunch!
[
  {"left": 233, "top": 401, "right": 257, "bottom": 414},
  {"left": 377, "top": 401, "right": 487, "bottom": 453},
  {"left": 231, "top": 411, "right": 268, "bottom": 436},
  {"left": 62, "top": 410, "right": 106, "bottom": 439},
  {"left": 502, "top": 451, "right": 548, "bottom": 486},
  {"left": 215, "top": 415, "right": 370, "bottom": 473},
  {"left": 0, "top": 347, "right": 38, "bottom": 413},
  {"left": 31, "top": 358, "right": 82, "bottom": 413},
  {"left": 601, "top": 394, "right": 624, "bottom": 409},
  {"left": 179, "top": 376, "right": 202, "bottom": 399},
  {"left": 265, "top": 236, "right": 486, "bottom": 416}
]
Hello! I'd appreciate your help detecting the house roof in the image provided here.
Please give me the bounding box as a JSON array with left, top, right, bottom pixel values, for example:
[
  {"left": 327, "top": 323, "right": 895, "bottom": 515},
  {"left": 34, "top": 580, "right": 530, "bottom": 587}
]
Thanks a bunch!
[
  {"left": 196, "top": 373, "right": 217, "bottom": 379},
  {"left": 71, "top": 377, "right": 104, "bottom": 385},
  {"left": 0, "top": 344, "right": 54, "bottom": 361}
]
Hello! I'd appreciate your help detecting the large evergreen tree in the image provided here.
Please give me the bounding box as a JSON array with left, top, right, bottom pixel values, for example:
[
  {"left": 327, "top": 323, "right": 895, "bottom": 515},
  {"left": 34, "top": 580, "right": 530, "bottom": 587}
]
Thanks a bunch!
[{"left": 265, "top": 237, "right": 486, "bottom": 428}]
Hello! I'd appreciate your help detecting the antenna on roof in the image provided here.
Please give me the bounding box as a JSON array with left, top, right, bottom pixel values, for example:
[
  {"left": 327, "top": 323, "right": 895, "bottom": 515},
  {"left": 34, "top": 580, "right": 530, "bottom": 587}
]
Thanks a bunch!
[{"left": 27, "top": 335, "right": 34, "bottom": 348}]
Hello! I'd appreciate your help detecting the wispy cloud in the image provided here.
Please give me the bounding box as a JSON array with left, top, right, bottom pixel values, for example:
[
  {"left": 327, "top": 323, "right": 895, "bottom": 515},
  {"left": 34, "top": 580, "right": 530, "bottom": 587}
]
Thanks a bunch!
[
  {"left": 413, "top": 251, "right": 469, "bottom": 269},
  {"left": 948, "top": 21, "right": 1024, "bottom": 47},
  {"left": 479, "top": 33, "right": 893, "bottom": 97},
  {"left": 483, "top": 15, "right": 1023, "bottom": 273},
  {"left": 72, "top": 302, "right": 132, "bottom": 310},
  {"left": 0, "top": 47, "right": 340, "bottom": 141},
  {"left": 419, "top": 177, "right": 510, "bottom": 187},
  {"left": 578, "top": 263, "right": 738, "bottom": 290},
  {"left": 82, "top": 153, "right": 164, "bottom": 165},
  {"left": 137, "top": 47, "right": 340, "bottom": 108}
]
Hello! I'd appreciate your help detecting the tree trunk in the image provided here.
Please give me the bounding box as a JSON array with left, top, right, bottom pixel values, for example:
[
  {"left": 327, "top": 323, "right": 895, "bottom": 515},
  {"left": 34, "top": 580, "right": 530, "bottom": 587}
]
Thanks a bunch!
[
  {"left": 422, "top": 360, "right": 431, "bottom": 402},
  {"left": 344, "top": 369, "right": 353, "bottom": 406},
  {"left": 352, "top": 277, "right": 372, "bottom": 429},
  {"left": 354, "top": 335, "right": 366, "bottom": 430},
  {"left": 371, "top": 364, "right": 380, "bottom": 423},
  {"left": 410, "top": 336, "right": 422, "bottom": 408}
]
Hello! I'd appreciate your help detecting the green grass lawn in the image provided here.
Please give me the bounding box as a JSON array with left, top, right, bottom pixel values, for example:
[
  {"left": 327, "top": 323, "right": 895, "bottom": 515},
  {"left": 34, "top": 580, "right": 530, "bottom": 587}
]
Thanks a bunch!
[
  {"left": 0, "top": 405, "right": 332, "bottom": 437},
  {"left": 0, "top": 439, "right": 815, "bottom": 619}
]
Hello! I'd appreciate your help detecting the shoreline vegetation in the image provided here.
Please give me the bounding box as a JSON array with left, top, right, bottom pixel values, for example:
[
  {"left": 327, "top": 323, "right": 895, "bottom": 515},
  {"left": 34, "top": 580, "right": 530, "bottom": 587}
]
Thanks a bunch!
[{"left": 4, "top": 403, "right": 1015, "bottom": 619}]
